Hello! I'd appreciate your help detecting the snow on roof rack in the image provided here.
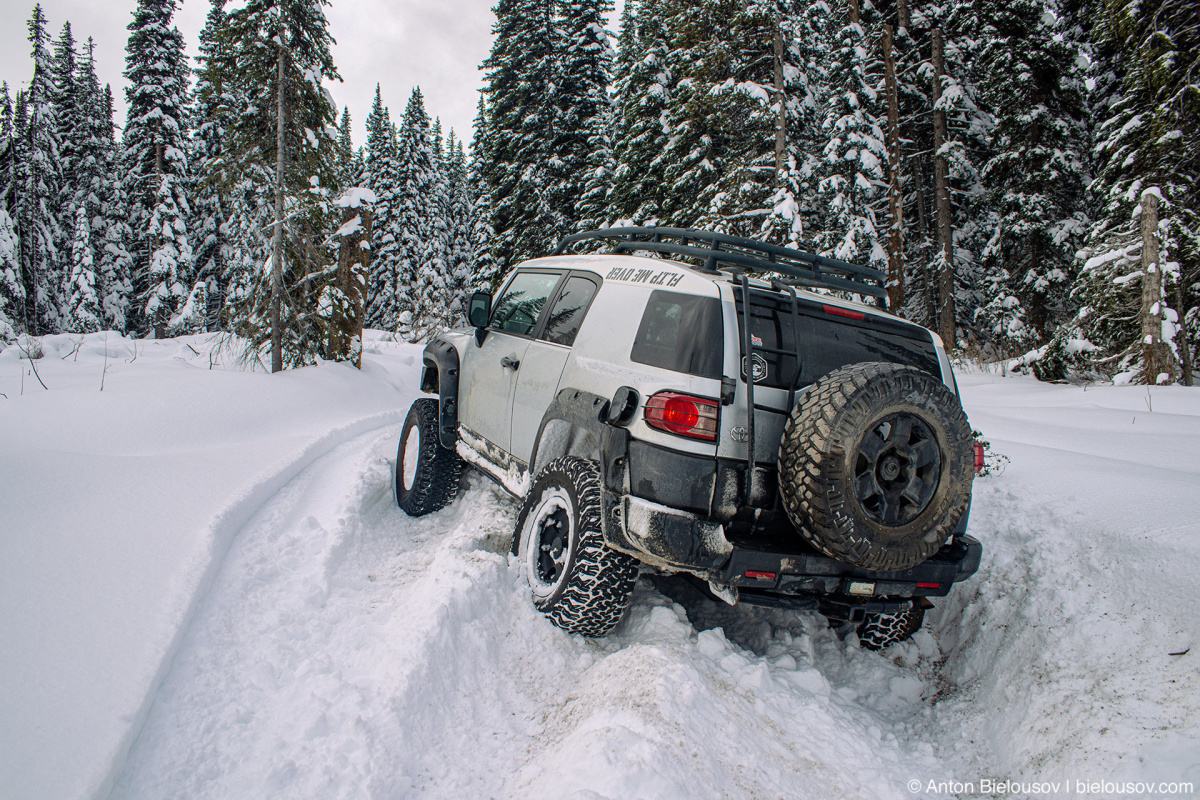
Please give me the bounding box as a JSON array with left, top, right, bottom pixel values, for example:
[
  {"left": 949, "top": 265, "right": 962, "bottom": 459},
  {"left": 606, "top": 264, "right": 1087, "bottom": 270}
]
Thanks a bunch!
[{"left": 552, "top": 226, "right": 888, "bottom": 305}]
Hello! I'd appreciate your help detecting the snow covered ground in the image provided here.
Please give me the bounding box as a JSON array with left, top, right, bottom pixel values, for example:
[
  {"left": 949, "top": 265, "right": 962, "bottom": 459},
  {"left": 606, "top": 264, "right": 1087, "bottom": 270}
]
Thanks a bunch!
[{"left": 2, "top": 333, "right": 1197, "bottom": 800}]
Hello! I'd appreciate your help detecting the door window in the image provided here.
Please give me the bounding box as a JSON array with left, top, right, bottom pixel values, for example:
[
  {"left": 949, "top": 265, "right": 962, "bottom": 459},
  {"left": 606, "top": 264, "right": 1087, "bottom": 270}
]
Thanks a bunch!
[
  {"left": 490, "top": 272, "right": 562, "bottom": 336},
  {"left": 541, "top": 276, "right": 599, "bottom": 346}
]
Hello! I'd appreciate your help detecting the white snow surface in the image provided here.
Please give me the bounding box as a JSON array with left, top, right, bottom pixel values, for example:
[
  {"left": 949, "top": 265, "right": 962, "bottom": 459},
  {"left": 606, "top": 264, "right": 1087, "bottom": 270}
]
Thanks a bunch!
[{"left": 1, "top": 337, "right": 1198, "bottom": 800}]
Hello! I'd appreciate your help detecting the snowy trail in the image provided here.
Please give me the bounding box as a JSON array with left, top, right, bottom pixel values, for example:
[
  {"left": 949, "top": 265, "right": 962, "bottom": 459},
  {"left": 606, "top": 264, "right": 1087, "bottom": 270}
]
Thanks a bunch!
[{"left": 111, "top": 426, "right": 954, "bottom": 800}]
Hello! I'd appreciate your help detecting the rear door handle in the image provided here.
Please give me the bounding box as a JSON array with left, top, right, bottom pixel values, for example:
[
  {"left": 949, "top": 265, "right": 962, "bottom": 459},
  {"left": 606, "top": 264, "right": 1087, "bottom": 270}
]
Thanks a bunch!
[{"left": 501, "top": 356, "right": 520, "bottom": 371}]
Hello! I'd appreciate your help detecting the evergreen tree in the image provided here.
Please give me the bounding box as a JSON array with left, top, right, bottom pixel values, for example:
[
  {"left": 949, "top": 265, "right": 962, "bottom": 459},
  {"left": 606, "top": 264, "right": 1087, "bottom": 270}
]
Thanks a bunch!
[
  {"left": 64, "top": 205, "right": 101, "bottom": 332},
  {"left": 393, "top": 88, "right": 450, "bottom": 339},
  {"left": 362, "top": 85, "right": 399, "bottom": 328},
  {"left": 336, "top": 106, "right": 354, "bottom": 187},
  {"left": 121, "top": 0, "right": 194, "bottom": 336},
  {"left": 0, "top": 208, "right": 22, "bottom": 342},
  {"left": 467, "top": 102, "right": 500, "bottom": 290},
  {"left": 444, "top": 136, "right": 474, "bottom": 326},
  {"left": 51, "top": 22, "right": 82, "bottom": 289},
  {"left": 973, "top": 0, "right": 1089, "bottom": 350},
  {"left": 481, "top": 0, "right": 566, "bottom": 268},
  {"left": 13, "top": 4, "right": 63, "bottom": 334},
  {"left": 219, "top": 0, "right": 343, "bottom": 369}
]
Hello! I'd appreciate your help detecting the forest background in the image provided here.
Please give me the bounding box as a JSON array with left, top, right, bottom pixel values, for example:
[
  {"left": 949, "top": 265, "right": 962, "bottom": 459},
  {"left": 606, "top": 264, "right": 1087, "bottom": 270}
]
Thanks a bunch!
[{"left": 0, "top": 0, "right": 1195, "bottom": 384}]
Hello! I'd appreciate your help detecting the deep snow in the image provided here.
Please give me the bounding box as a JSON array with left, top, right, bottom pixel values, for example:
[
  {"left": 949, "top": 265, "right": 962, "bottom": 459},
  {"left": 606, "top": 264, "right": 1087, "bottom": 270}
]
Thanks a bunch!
[{"left": 1, "top": 333, "right": 1197, "bottom": 800}]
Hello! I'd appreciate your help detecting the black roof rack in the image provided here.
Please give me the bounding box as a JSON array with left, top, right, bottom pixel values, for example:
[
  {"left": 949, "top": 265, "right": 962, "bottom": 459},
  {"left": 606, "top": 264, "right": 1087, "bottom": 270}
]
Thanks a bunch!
[{"left": 552, "top": 226, "right": 887, "bottom": 305}]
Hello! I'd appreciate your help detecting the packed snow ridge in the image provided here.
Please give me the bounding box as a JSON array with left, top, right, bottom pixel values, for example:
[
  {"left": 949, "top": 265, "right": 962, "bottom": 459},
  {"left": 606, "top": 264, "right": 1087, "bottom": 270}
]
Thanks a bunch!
[{"left": 0, "top": 332, "right": 1197, "bottom": 800}]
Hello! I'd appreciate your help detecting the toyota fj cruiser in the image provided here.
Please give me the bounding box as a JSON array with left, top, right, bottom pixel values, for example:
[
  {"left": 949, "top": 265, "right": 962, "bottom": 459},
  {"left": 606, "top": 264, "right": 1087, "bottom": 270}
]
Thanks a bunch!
[{"left": 396, "top": 227, "right": 982, "bottom": 649}]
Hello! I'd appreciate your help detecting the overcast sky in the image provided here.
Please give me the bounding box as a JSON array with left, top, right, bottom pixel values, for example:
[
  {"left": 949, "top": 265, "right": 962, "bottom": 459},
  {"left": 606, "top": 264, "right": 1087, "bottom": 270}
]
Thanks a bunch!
[{"left": 0, "top": 0, "right": 621, "bottom": 150}]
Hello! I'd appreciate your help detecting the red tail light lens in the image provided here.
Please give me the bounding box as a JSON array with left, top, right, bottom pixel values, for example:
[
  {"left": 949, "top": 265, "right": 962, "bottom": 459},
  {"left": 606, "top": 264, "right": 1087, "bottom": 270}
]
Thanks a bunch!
[
  {"left": 644, "top": 392, "right": 719, "bottom": 441},
  {"left": 822, "top": 304, "right": 866, "bottom": 321},
  {"left": 973, "top": 441, "right": 986, "bottom": 474}
]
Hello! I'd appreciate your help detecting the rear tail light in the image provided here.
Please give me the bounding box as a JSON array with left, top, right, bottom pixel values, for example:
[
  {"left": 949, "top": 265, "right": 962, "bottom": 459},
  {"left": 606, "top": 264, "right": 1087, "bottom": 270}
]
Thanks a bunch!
[
  {"left": 973, "top": 441, "right": 986, "bottom": 474},
  {"left": 822, "top": 304, "right": 866, "bottom": 321},
  {"left": 644, "top": 391, "right": 719, "bottom": 441}
]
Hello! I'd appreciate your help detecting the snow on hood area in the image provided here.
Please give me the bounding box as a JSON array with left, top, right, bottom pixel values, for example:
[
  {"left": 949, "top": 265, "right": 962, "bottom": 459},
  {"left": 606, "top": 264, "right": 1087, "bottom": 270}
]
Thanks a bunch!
[{"left": 1, "top": 333, "right": 1197, "bottom": 800}]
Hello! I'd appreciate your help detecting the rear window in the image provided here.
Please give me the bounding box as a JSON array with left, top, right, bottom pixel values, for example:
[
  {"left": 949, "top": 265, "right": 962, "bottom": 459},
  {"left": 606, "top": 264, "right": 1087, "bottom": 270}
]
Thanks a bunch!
[
  {"left": 735, "top": 290, "right": 941, "bottom": 390},
  {"left": 631, "top": 290, "right": 723, "bottom": 379}
]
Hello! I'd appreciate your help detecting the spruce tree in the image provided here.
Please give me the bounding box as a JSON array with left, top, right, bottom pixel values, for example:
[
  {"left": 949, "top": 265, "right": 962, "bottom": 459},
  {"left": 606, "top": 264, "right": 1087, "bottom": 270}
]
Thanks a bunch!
[
  {"left": 481, "top": 0, "right": 566, "bottom": 268},
  {"left": 363, "top": 85, "right": 398, "bottom": 328},
  {"left": 13, "top": 4, "right": 63, "bottom": 334},
  {"left": 219, "top": 0, "right": 343, "bottom": 369},
  {"left": 0, "top": 208, "right": 22, "bottom": 342},
  {"left": 64, "top": 205, "right": 101, "bottom": 332},
  {"left": 122, "top": 0, "right": 194, "bottom": 337},
  {"left": 973, "top": 0, "right": 1088, "bottom": 351}
]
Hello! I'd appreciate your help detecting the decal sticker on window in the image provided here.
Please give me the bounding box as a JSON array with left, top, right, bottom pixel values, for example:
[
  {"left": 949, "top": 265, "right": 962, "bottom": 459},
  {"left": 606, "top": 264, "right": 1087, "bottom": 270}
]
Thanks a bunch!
[{"left": 741, "top": 353, "right": 768, "bottom": 383}]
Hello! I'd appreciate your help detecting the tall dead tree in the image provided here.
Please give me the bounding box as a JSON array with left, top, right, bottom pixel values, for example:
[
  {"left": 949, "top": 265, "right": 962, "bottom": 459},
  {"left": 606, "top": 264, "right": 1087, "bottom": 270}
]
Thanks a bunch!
[
  {"left": 882, "top": 24, "right": 905, "bottom": 311},
  {"left": 1139, "top": 190, "right": 1176, "bottom": 383},
  {"left": 931, "top": 27, "right": 956, "bottom": 346}
]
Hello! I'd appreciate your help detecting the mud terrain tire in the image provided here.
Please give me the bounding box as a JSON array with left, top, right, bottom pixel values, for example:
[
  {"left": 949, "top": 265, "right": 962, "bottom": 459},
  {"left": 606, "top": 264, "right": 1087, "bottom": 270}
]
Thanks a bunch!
[
  {"left": 515, "top": 456, "right": 640, "bottom": 637},
  {"left": 396, "top": 398, "right": 462, "bottom": 516},
  {"left": 856, "top": 602, "right": 926, "bottom": 650},
  {"left": 778, "top": 362, "right": 973, "bottom": 572}
]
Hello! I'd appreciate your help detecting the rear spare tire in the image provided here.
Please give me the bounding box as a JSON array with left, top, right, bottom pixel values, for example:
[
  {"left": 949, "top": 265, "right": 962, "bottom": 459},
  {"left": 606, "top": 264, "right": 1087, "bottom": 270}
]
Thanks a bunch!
[{"left": 778, "top": 362, "right": 973, "bottom": 572}]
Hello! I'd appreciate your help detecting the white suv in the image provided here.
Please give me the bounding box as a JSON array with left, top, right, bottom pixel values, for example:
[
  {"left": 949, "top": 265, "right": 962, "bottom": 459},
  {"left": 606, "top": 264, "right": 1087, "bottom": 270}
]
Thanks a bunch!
[{"left": 396, "top": 228, "right": 981, "bottom": 648}]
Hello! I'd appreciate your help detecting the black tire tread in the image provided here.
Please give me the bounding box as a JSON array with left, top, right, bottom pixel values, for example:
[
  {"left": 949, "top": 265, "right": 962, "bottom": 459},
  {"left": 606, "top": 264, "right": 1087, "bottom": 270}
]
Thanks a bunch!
[
  {"left": 857, "top": 603, "right": 926, "bottom": 650},
  {"left": 396, "top": 398, "right": 463, "bottom": 517},
  {"left": 518, "top": 456, "right": 640, "bottom": 637},
  {"left": 778, "top": 362, "right": 973, "bottom": 572}
]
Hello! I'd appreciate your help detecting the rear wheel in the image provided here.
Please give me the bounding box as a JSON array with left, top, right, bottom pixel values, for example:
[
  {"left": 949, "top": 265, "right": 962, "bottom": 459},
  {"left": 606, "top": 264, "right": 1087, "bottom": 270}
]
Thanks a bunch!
[
  {"left": 856, "top": 602, "right": 926, "bottom": 650},
  {"left": 514, "top": 456, "right": 639, "bottom": 637},
  {"left": 395, "top": 398, "right": 462, "bottom": 516}
]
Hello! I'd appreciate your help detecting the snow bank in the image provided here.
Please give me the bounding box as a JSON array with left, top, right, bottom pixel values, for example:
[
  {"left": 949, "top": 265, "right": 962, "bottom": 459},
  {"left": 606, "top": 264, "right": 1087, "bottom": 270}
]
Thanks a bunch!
[{"left": 0, "top": 332, "right": 419, "bottom": 800}]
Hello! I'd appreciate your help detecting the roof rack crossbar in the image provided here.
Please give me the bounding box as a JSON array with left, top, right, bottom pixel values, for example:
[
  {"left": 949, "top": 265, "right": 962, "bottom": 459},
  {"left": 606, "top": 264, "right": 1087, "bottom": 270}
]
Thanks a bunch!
[{"left": 553, "top": 226, "right": 886, "bottom": 302}]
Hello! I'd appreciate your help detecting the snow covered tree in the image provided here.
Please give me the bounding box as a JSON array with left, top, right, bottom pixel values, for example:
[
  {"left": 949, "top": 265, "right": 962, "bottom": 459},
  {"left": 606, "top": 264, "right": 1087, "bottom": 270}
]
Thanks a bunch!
[
  {"left": 556, "top": 0, "right": 614, "bottom": 233},
  {"left": 973, "top": 0, "right": 1089, "bottom": 351},
  {"left": 392, "top": 88, "right": 451, "bottom": 340},
  {"left": 218, "top": 0, "right": 344, "bottom": 370},
  {"left": 121, "top": 0, "right": 194, "bottom": 337},
  {"left": 12, "top": 5, "right": 63, "bottom": 334},
  {"left": 363, "top": 85, "right": 398, "bottom": 328},
  {"left": 63, "top": 205, "right": 101, "bottom": 332},
  {"left": 467, "top": 104, "right": 500, "bottom": 291},
  {"left": 335, "top": 106, "right": 354, "bottom": 188},
  {"left": 480, "top": 0, "right": 567, "bottom": 268},
  {"left": 0, "top": 208, "right": 23, "bottom": 342},
  {"left": 1072, "top": 0, "right": 1198, "bottom": 384},
  {"left": 444, "top": 136, "right": 474, "bottom": 325}
]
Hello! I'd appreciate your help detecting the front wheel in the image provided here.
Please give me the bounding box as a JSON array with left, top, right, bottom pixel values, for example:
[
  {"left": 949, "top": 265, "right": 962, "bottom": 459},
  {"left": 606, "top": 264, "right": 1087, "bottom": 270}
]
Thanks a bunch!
[
  {"left": 396, "top": 398, "right": 462, "bottom": 516},
  {"left": 514, "top": 456, "right": 640, "bottom": 637}
]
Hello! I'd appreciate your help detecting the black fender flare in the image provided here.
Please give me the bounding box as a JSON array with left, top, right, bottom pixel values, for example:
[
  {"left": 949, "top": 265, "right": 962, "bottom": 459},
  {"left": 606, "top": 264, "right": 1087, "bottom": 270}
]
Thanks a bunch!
[
  {"left": 421, "top": 337, "right": 461, "bottom": 449},
  {"left": 529, "top": 388, "right": 630, "bottom": 492}
]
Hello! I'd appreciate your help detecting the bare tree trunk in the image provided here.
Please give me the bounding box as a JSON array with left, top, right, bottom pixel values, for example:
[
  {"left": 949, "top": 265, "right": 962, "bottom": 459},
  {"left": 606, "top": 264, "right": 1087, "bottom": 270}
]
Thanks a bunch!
[
  {"left": 1140, "top": 190, "right": 1175, "bottom": 384},
  {"left": 848, "top": 0, "right": 860, "bottom": 23},
  {"left": 897, "top": 0, "right": 911, "bottom": 32},
  {"left": 931, "top": 28, "right": 956, "bottom": 347},
  {"left": 153, "top": 141, "right": 165, "bottom": 340},
  {"left": 772, "top": 13, "right": 787, "bottom": 187},
  {"left": 335, "top": 207, "right": 372, "bottom": 369},
  {"left": 271, "top": 43, "right": 286, "bottom": 374},
  {"left": 882, "top": 24, "right": 905, "bottom": 312},
  {"left": 1175, "top": 281, "right": 1193, "bottom": 386}
]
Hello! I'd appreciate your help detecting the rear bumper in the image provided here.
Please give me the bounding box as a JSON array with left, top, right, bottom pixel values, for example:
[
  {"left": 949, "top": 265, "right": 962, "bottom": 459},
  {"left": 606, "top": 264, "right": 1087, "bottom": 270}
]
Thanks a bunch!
[{"left": 602, "top": 490, "right": 982, "bottom": 602}]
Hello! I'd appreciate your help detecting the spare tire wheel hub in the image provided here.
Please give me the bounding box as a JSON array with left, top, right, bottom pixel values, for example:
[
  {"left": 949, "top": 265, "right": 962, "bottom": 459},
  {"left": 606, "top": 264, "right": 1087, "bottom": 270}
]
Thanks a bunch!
[{"left": 854, "top": 413, "right": 941, "bottom": 526}]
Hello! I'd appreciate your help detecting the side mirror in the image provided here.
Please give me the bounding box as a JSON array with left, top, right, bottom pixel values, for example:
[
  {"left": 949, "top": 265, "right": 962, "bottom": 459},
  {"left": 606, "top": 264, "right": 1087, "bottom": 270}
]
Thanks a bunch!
[{"left": 468, "top": 290, "right": 492, "bottom": 329}]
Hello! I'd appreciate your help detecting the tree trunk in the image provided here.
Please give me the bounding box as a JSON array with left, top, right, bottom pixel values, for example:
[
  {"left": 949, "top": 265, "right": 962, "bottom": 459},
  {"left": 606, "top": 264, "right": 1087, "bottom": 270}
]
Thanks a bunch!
[
  {"left": 335, "top": 206, "right": 372, "bottom": 369},
  {"left": 772, "top": 12, "right": 787, "bottom": 187},
  {"left": 931, "top": 27, "right": 956, "bottom": 347},
  {"left": 896, "top": 0, "right": 911, "bottom": 32},
  {"left": 271, "top": 42, "right": 286, "bottom": 374},
  {"left": 1175, "top": 280, "right": 1193, "bottom": 386},
  {"left": 153, "top": 141, "right": 165, "bottom": 340},
  {"left": 882, "top": 24, "right": 905, "bottom": 312},
  {"left": 1140, "top": 190, "right": 1175, "bottom": 384},
  {"left": 847, "top": 0, "right": 860, "bottom": 24}
]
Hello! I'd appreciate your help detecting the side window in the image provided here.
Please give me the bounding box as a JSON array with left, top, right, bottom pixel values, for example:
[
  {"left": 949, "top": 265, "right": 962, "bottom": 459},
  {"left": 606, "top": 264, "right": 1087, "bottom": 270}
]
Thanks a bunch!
[
  {"left": 541, "top": 276, "right": 599, "bottom": 346},
  {"left": 490, "top": 272, "right": 562, "bottom": 336},
  {"left": 630, "top": 290, "right": 724, "bottom": 379}
]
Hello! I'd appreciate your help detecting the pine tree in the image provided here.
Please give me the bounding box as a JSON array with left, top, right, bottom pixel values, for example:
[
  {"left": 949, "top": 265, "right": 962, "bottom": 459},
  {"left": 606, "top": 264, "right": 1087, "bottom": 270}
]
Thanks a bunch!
[
  {"left": 973, "top": 0, "right": 1088, "bottom": 352},
  {"left": 52, "top": 22, "right": 82, "bottom": 299},
  {"left": 363, "top": 85, "right": 398, "bottom": 328},
  {"left": 481, "top": 0, "right": 566, "bottom": 268},
  {"left": 0, "top": 208, "right": 22, "bottom": 342},
  {"left": 336, "top": 106, "right": 354, "bottom": 188},
  {"left": 13, "top": 5, "right": 63, "bottom": 335},
  {"left": 467, "top": 102, "right": 500, "bottom": 291},
  {"left": 219, "top": 0, "right": 344, "bottom": 369},
  {"left": 393, "top": 88, "right": 451, "bottom": 340},
  {"left": 64, "top": 205, "right": 101, "bottom": 332},
  {"left": 122, "top": 0, "right": 194, "bottom": 337}
]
